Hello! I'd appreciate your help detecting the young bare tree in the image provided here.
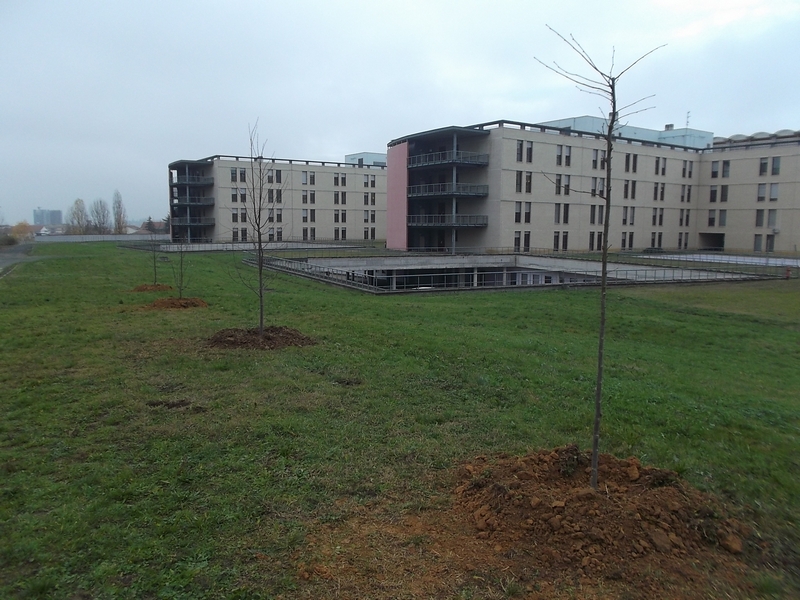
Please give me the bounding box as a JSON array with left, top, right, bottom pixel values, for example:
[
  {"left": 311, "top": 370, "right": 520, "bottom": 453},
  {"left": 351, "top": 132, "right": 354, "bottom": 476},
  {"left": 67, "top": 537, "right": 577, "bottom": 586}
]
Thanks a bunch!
[
  {"left": 112, "top": 190, "right": 127, "bottom": 234},
  {"left": 537, "top": 28, "right": 662, "bottom": 490},
  {"left": 90, "top": 198, "right": 111, "bottom": 234},
  {"left": 67, "top": 198, "right": 90, "bottom": 234},
  {"left": 170, "top": 242, "right": 189, "bottom": 299}
]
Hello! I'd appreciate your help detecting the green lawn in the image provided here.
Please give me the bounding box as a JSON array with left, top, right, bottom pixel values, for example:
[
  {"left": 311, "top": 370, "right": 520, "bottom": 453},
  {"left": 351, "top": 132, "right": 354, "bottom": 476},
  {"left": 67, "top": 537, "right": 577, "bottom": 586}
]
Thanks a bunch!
[{"left": 1, "top": 243, "right": 798, "bottom": 598}]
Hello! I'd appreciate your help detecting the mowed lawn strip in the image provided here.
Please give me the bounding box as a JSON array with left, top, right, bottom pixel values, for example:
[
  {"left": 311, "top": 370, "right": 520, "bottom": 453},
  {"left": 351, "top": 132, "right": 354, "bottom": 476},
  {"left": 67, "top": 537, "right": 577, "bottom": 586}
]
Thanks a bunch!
[{"left": 0, "top": 242, "right": 797, "bottom": 598}]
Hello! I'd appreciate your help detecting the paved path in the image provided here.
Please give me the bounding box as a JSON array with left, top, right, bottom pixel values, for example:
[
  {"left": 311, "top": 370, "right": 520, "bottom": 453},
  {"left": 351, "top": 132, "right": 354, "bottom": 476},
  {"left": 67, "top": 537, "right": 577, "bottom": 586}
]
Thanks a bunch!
[{"left": 0, "top": 243, "right": 37, "bottom": 275}]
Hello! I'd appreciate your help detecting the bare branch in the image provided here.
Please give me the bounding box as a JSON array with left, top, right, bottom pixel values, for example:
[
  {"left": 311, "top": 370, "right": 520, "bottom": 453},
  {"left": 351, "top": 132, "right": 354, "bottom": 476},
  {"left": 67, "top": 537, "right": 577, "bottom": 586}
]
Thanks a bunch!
[
  {"left": 617, "top": 44, "right": 666, "bottom": 79},
  {"left": 618, "top": 94, "right": 656, "bottom": 113}
]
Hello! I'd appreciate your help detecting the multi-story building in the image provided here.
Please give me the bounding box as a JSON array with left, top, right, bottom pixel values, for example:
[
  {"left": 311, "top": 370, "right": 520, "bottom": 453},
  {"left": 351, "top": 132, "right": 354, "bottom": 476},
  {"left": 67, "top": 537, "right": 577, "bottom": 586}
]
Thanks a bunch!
[
  {"left": 169, "top": 154, "right": 387, "bottom": 244},
  {"left": 33, "top": 208, "right": 63, "bottom": 226},
  {"left": 386, "top": 117, "right": 800, "bottom": 254}
]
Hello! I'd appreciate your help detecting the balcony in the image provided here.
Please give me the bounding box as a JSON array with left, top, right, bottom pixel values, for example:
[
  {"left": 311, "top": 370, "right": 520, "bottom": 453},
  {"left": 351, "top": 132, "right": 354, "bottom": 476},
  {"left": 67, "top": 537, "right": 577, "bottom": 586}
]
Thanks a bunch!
[
  {"left": 408, "top": 151, "right": 489, "bottom": 168},
  {"left": 407, "top": 215, "right": 488, "bottom": 227},
  {"left": 407, "top": 183, "right": 489, "bottom": 198},
  {"left": 172, "top": 196, "right": 215, "bottom": 206},
  {"left": 173, "top": 176, "right": 214, "bottom": 185},
  {"left": 171, "top": 217, "right": 215, "bottom": 226}
]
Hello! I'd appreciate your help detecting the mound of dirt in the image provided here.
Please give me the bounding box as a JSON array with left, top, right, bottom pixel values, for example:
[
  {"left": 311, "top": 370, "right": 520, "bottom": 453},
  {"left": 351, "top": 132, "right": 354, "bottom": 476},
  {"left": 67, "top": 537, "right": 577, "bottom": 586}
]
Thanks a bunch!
[
  {"left": 296, "top": 446, "right": 761, "bottom": 599},
  {"left": 208, "top": 326, "right": 316, "bottom": 350},
  {"left": 150, "top": 297, "right": 207, "bottom": 309},
  {"left": 132, "top": 284, "right": 173, "bottom": 292}
]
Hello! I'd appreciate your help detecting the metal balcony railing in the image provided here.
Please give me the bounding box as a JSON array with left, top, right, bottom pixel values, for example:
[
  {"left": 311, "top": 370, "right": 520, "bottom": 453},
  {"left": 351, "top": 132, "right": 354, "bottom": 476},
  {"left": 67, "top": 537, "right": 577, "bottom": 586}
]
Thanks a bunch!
[
  {"left": 408, "top": 151, "right": 489, "bottom": 168},
  {"left": 407, "top": 183, "right": 489, "bottom": 198},
  {"left": 171, "top": 196, "right": 215, "bottom": 206},
  {"left": 171, "top": 217, "right": 215, "bottom": 226},
  {"left": 407, "top": 214, "right": 488, "bottom": 227},
  {"left": 173, "top": 176, "right": 214, "bottom": 185}
]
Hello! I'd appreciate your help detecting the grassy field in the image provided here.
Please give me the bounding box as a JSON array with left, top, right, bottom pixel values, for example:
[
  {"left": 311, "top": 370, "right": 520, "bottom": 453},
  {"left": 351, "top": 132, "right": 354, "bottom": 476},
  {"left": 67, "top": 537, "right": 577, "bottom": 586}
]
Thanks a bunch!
[{"left": 1, "top": 242, "right": 798, "bottom": 598}]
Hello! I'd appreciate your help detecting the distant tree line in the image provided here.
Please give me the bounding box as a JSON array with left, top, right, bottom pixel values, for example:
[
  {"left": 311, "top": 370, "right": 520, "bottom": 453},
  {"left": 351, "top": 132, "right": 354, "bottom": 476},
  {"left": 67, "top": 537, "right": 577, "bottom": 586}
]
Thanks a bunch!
[{"left": 66, "top": 191, "right": 128, "bottom": 235}]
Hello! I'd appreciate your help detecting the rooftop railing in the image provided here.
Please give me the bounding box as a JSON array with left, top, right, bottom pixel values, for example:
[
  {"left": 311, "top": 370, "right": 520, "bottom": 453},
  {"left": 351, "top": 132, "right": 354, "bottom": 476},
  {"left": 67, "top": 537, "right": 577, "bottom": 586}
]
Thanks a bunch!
[{"left": 407, "top": 183, "right": 489, "bottom": 198}]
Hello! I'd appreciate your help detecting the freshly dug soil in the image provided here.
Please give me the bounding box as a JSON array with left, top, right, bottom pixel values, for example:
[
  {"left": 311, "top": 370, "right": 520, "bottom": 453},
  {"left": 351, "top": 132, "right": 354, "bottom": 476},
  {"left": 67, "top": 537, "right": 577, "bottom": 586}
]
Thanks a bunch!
[
  {"left": 207, "top": 326, "right": 316, "bottom": 350},
  {"left": 150, "top": 297, "right": 208, "bottom": 309},
  {"left": 132, "top": 284, "right": 173, "bottom": 292},
  {"left": 295, "top": 446, "right": 763, "bottom": 599}
]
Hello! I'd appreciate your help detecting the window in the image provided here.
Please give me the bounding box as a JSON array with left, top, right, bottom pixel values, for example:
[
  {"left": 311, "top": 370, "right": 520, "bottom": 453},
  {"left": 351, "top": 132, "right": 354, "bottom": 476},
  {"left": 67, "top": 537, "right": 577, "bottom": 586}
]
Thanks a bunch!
[
  {"left": 231, "top": 191, "right": 238, "bottom": 203},
  {"left": 340, "top": 210, "right": 346, "bottom": 223},
  {"left": 230, "top": 168, "right": 237, "bottom": 182},
  {"left": 597, "top": 205, "right": 604, "bottom": 225},
  {"left": 309, "top": 171, "right": 316, "bottom": 185},
  {"left": 719, "top": 209, "right": 727, "bottom": 226},
  {"left": 334, "top": 228, "right": 339, "bottom": 241},
  {"left": 759, "top": 157, "right": 768, "bottom": 176},
  {"left": 720, "top": 185, "right": 728, "bottom": 202},
  {"left": 685, "top": 209, "right": 690, "bottom": 226},
  {"left": 768, "top": 209, "right": 777, "bottom": 228},
  {"left": 556, "top": 145, "right": 562, "bottom": 166},
  {"left": 514, "top": 201, "right": 522, "bottom": 223},
  {"left": 310, "top": 209, "right": 315, "bottom": 222},
  {"left": 516, "top": 140, "right": 523, "bottom": 162},
  {"left": 631, "top": 180, "right": 636, "bottom": 200},
  {"left": 757, "top": 183, "right": 766, "bottom": 202},
  {"left": 659, "top": 208, "right": 664, "bottom": 226},
  {"left": 629, "top": 206, "right": 635, "bottom": 226},
  {"left": 275, "top": 170, "right": 281, "bottom": 183},
  {"left": 334, "top": 173, "right": 340, "bottom": 186},
  {"left": 341, "top": 173, "right": 346, "bottom": 186},
  {"left": 661, "top": 158, "right": 666, "bottom": 176},
  {"left": 621, "top": 232, "right": 627, "bottom": 249},
  {"left": 592, "top": 149, "right": 598, "bottom": 169},
  {"left": 370, "top": 175, "right": 376, "bottom": 188},
  {"left": 625, "top": 153, "right": 631, "bottom": 172},
  {"left": 267, "top": 169, "right": 274, "bottom": 184},
  {"left": 363, "top": 227, "right": 369, "bottom": 240},
  {"left": 652, "top": 207, "right": 657, "bottom": 226},
  {"left": 240, "top": 189, "right": 246, "bottom": 204},
  {"left": 709, "top": 186, "right": 717, "bottom": 202},
  {"left": 274, "top": 209, "right": 280, "bottom": 223},
  {"left": 239, "top": 169, "right": 246, "bottom": 182},
  {"left": 681, "top": 184, "right": 686, "bottom": 202},
  {"left": 563, "top": 203, "right": 569, "bottom": 224},
  {"left": 310, "top": 190, "right": 315, "bottom": 204},
  {"left": 722, "top": 160, "right": 730, "bottom": 178},
  {"left": 563, "top": 175, "right": 570, "bottom": 195},
  {"left": 231, "top": 211, "right": 238, "bottom": 223},
  {"left": 268, "top": 189, "right": 274, "bottom": 203},
  {"left": 303, "top": 227, "right": 308, "bottom": 241},
  {"left": 564, "top": 146, "right": 571, "bottom": 166},
  {"left": 301, "top": 171, "right": 308, "bottom": 185},
  {"left": 590, "top": 205, "right": 596, "bottom": 225},
  {"left": 526, "top": 141, "right": 533, "bottom": 162},
  {"left": 562, "top": 231, "right": 569, "bottom": 250},
  {"left": 654, "top": 157, "right": 660, "bottom": 175},
  {"left": 688, "top": 161, "right": 693, "bottom": 178},
  {"left": 767, "top": 234, "right": 775, "bottom": 252},
  {"left": 302, "top": 209, "right": 308, "bottom": 223},
  {"left": 651, "top": 232, "right": 656, "bottom": 247},
  {"left": 524, "top": 202, "right": 531, "bottom": 223},
  {"left": 516, "top": 171, "right": 523, "bottom": 193},
  {"left": 268, "top": 209, "right": 274, "bottom": 223},
  {"left": 525, "top": 171, "right": 532, "bottom": 193},
  {"left": 276, "top": 227, "right": 282, "bottom": 241},
  {"left": 660, "top": 183, "right": 665, "bottom": 201},
  {"left": 633, "top": 153, "right": 638, "bottom": 173},
  {"left": 370, "top": 210, "right": 375, "bottom": 223},
  {"left": 711, "top": 161, "right": 719, "bottom": 178},
  {"left": 591, "top": 177, "right": 597, "bottom": 197},
  {"left": 554, "top": 203, "right": 561, "bottom": 224},
  {"left": 678, "top": 232, "right": 683, "bottom": 248},
  {"left": 589, "top": 231, "right": 595, "bottom": 251},
  {"left": 237, "top": 209, "right": 245, "bottom": 223},
  {"left": 600, "top": 150, "right": 606, "bottom": 170},
  {"left": 770, "top": 183, "right": 779, "bottom": 202},
  {"left": 524, "top": 231, "right": 530, "bottom": 252},
  {"left": 598, "top": 178, "right": 605, "bottom": 197},
  {"left": 364, "top": 210, "right": 369, "bottom": 223},
  {"left": 370, "top": 227, "right": 375, "bottom": 240},
  {"left": 628, "top": 232, "right": 633, "bottom": 249},
  {"left": 597, "top": 231, "right": 603, "bottom": 250},
  {"left": 341, "top": 191, "right": 347, "bottom": 204},
  {"left": 371, "top": 192, "right": 376, "bottom": 205},
  {"left": 682, "top": 160, "right": 687, "bottom": 178},
  {"left": 653, "top": 182, "right": 658, "bottom": 201},
  {"left": 334, "top": 191, "right": 339, "bottom": 204},
  {"left": 555, "top": 174, "right": 562, "bottom": 195},
  {"left": 240, "top": 228, "right": 247, "bottom": 242},
  {"left": 364, "top": 174, "right": 369, "bottom": 188},
  {"left": 772, "top": 156, "right": 781, "bottom": 176},
  {"left": 708, "top": 210, "right": 716, "bottom": 227},
  {"left": 679, "top": 208, "right": 684, "bottom": 227},
  {"left": 341, "top": 227, "right": 346, "bottom": 240},
  {"left": 756, "top": 209, "right": 764, "bottom": 227},
  {"left": 302, "top": 190, "right": 308, "bottom": 204},
  {"left": 657, "top": 232, "right": 662, "bottom": 248},
  {"left": 276, "top": 189, "right": 282, "bottom": 203},
  {"left": 686, "top": 185, "right": 691, "bottom": 203},
  {"left": 364, "top": 193, "right": 369, "bottom": 206},
  {"left": 514, "top": 230, "right": 521, "bottom": 252},
  {"left": 232, "top": 228, "right": 238, "bottom": 242},
  {"left": 310, "top": 227, "right": 315, "bottom": 241},
  {"left": 622, "top": 206, "right": 628, "bottom": 225},
  {"left": 553, "top": 231, "right": 560, "bottom": 251},
  {"left": 624, "top": 180, "right": 630, "bottom": 199},
  {"left": 754, "top": 234, "right": 763, "bottom": 252}
]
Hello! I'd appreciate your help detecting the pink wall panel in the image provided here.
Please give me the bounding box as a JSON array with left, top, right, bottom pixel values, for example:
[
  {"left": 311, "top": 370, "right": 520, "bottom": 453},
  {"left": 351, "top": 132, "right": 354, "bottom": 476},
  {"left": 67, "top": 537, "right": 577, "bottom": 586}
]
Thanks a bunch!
[{"left": 386, "top": 142, "right": 408, "bottom": 250}]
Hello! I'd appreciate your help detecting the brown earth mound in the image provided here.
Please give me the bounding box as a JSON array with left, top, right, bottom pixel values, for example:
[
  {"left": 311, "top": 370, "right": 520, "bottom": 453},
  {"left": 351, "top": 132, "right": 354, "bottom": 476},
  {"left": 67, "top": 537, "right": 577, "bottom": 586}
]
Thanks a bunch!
[
  {"left": 208, "top": 326, "right": 316, "bottom": 350},
  {"left": 132, "top": 284, "right": 173, "bottom": 292},
  {"left": 150, "top": 297, "right": 208, "bottom": 309},
  {"left": 295, "top": 446, "right": 761, "bottom": 599}
]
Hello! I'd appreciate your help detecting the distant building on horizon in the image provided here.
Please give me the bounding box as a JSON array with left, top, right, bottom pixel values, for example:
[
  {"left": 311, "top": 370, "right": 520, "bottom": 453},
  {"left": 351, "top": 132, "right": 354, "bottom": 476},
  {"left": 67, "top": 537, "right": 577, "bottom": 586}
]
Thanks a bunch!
[{"left": 33, "top": 208, "right": 63, "bottom": 226}]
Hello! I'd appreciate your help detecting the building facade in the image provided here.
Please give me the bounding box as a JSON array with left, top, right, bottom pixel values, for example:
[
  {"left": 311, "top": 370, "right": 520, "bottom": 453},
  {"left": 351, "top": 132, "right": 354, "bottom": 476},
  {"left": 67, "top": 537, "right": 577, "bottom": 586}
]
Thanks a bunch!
[
  {"left": 33, "top": 208, "right": 63, "bottom": 226},
  {"left": 387, "top": 117, "right": 800, "bottom": 254},
  {"left": 169, "top": 154, "right": 387, "bottom": 244}
]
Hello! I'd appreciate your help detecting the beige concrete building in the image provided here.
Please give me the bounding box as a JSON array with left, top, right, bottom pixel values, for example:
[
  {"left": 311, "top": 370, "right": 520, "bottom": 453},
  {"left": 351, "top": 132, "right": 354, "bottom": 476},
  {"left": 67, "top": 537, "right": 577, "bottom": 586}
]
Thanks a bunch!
[
  {"left": 169, "top": 154, "right": 386, "bottom": 244},
  {"left": 386, "top": 117, "right": 800, "bottom": 254}
]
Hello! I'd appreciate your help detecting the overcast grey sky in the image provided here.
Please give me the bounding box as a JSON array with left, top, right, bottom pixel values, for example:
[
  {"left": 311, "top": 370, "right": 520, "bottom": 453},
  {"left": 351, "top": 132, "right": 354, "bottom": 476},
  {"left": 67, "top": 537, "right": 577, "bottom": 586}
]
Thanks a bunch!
[{"left": 1, "top": 0, "right": 798, "bottom": 225}]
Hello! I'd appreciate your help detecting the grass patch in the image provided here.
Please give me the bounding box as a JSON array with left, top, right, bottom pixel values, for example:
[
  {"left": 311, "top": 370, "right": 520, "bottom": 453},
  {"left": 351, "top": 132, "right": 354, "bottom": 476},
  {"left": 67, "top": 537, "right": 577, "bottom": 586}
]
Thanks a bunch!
[{"left": 0, "top": 242, "right": 798, "bottom": 598}]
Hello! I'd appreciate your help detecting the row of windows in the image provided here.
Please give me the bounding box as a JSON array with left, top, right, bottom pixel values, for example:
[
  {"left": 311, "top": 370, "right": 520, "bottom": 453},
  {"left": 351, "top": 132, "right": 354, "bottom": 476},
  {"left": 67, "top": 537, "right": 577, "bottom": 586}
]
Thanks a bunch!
[
  {"left": 759, "top": 157, "right": 781, "bottom": 176},
  {"left": 755, "top": 208, "right": 778, "bottom": 228},
  {"left": 301, "top": 171, "right": 377, "bottom": 187},
  {"left": 753, "top": 234, "right": 776, "bottom": 252},
  {"left": 230, "top": 168, "right": 283, "bottom": 184},
  {"left": 297, "top": 210, "right": 378, "bottom": 224},
  {"left": 710, "top": 160, "right": 730, "bottom": 178}
]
